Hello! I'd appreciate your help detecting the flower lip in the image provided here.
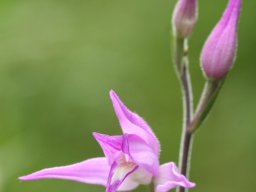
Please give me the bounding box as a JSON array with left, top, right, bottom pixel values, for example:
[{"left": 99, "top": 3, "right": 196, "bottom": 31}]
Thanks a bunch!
[{"left": 106, "top": 160, "right": 139, "bottom": 192}]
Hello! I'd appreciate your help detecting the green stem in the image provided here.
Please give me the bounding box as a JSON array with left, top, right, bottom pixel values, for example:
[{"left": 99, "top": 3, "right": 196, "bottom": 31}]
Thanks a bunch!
[
  {"left": 149, "top": 182, "right": 154, "bottom": 192},
  {"left": 189, "top": 79, "right": 225, "bottom": 133},
  {"left": 173, "top": 36, "right": 194, "bottom": 192},
  {"left": 173, "top": 37, "right": 188, "bottom": 75}
]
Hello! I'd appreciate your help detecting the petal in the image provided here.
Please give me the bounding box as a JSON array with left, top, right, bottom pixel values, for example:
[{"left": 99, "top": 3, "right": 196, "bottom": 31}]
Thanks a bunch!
[
  {"left": 106, "top": 161, "right": 138, "bottom": 192},
  {"left": 154, "top": 162, "right": 195, "bottom": 192},
  {"left": 122, "top": 134, "right": 159, "bottom": 176},
  {"left": 19, "top": 157, "right": 110, "bottom": 186},
  {"left": 93, "top": 132, "right": 123, "bottom": 164},
  {"left": 117, "top": 176, "right": 140, "bottom": 191},
  {"left": 109, "top": 90, "right": 160, "bottom": 155},
  {"left": 118, "top": 167, "right": 152, "bottom": 191}
]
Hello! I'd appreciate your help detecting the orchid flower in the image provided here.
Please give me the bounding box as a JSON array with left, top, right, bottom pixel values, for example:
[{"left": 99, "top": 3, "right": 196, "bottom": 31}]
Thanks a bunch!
[{"left": 19, "top": 90, "right": 195, "bottom": 192}]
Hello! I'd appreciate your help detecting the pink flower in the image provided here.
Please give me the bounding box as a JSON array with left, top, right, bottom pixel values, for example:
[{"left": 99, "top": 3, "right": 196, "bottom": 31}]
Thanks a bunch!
[
  {"left": 200, "top": 0, "right": 241, "bottom": 80},
  {"left": 172, "top": 0, "right": 198, "bottom": 38},
  {"left": 19, "top": 90, "right": 195, "bottom": 192}
]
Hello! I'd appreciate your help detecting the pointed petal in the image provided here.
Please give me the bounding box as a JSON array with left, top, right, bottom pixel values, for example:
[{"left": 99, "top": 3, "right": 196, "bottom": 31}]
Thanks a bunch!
[
  {"left": 93, "top": 132, "right": 123, "bottom": 164},
  {"left": 154, "top": 162, "right": 195, "bottom": 192},
  {"left": 122, "top": 134, "right": 159, "bottom": 176},
  {"left": 106, "top": 161, "right": 138, "bottom": 192},
  {"left": 109, "top": 90, "right": 160, "bottom": 155},
  {"left": 19, "top": 157, "right": 110, "bottom": 186}
]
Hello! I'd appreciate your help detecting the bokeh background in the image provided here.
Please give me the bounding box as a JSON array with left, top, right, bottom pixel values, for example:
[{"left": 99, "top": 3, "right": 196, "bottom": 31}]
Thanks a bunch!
[{"left": 0, "top": 0, "right": 255, "bottom": 192}]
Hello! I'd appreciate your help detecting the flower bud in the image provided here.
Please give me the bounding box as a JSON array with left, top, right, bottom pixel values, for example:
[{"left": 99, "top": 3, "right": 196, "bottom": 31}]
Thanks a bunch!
[
  {"left": 200, "top": 0, "right": 241, "bottom": 80},
  {"left": 172, "top": 0, "right": 198, "bottom": 38}
]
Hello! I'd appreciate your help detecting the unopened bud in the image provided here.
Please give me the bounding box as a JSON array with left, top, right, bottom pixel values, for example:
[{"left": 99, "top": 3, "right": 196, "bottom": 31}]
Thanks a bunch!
[
  {"left": 200, "top": 0, "right": 241, "bottom": 80},
  {"left": 172, "top": 0, "right": 198, "bottom": 38}
]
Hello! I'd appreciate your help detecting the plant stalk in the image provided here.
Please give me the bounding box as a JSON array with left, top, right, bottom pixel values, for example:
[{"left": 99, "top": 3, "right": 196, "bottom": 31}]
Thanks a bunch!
[
  {"left": 173, "top": 36, "right": 194, "bottom": 192},
  {"left": 189, "top": 79, "right": 225, "bottom": 133}
]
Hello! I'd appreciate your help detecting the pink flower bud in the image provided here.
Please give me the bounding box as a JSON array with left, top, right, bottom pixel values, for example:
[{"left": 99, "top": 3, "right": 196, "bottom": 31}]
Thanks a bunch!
[
  {"left": 172, "top": 0, "right": 198, "bottom": 38},
  {"left": 200, "top": 0, "right": 241, "bottom": 80}
]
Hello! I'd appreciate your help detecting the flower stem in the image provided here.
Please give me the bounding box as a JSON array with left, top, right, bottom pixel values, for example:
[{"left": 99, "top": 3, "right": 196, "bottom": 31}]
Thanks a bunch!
[
  {"left": 149, "top": 182, "right": 155, "bottom": 192},
  {"left": 178, "top": 131, "right": 193, "bottom": 192},
  {"left": 189, "top": 79, "right": 225, "bottom": 133},
  {"left": 173, "top": 36, "right": 194, "bottom": 192}
]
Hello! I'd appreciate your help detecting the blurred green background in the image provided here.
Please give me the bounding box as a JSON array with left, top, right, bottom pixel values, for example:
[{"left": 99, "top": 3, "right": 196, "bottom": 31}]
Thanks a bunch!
[{"left": 0, "top": 0, "right": 255, "bottom": 191}]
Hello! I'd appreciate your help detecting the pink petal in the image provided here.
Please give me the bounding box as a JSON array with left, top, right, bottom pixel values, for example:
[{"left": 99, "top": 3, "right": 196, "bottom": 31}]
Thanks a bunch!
[
  {"left": 109, "top": 90, "right": 160, "bottom": 155},
  {"left": 122, "top": 134, "right": 159, "bottom": 176},
  {"left": 93, "top": 132, "right": 123, "bottom": 164},
  {"left": 154, "top": 162, "right": 195, "bottom": 192},
  {"left": 19, "top": 157, "right": 110, "bottom": 186},
  {"left": 117, "top": 176, "right": 140, "bottom": 191},
  {"left": 106, "top": 161, "right": 138, "bottom": 192},
  {"left": 117, "top": 167, "right": 152, "bottom": 191}
]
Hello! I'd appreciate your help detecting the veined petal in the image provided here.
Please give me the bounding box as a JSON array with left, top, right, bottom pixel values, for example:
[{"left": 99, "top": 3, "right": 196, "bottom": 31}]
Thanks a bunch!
[
  {"left": 122, "top": 134, "right": 159, "bottom": 176},
  {"left": 117, "top": 167, "right": 152, "bottom": 191},
  {"left": 19, "top": 157, "right": 110, "bottom": 186},
  {"left": 109, "top": 90, "right": 160, "bottom": 155},
  {"left": 106, "top": 160, "right": 138, "bottom": 192},
  {"left": 93, "top": 132, "right": 123, "bottom": 164},
  {"left": 154, "top": 162, "right": 195, "bottom": 192},
  {"left": 117, "top": 177, "right": 139, "bottom": 191}
]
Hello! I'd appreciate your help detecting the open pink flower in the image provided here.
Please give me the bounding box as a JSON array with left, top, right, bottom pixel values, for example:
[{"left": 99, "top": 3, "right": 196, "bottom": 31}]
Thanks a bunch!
[{"left": 19, "top": 90, "right": 195, "bottom": 192}]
